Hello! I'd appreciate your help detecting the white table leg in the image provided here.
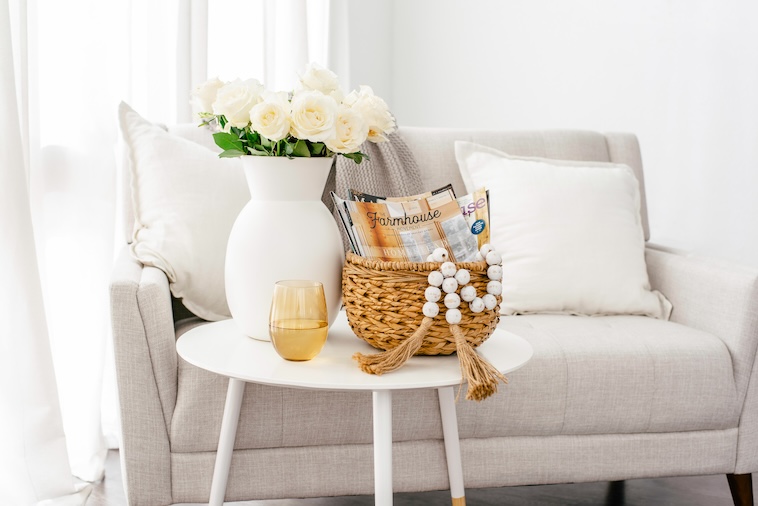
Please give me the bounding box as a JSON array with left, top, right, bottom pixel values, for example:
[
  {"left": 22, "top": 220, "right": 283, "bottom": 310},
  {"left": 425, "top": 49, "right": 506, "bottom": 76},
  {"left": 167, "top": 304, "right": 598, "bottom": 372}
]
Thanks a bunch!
[
  {"left": 439, "top": 386, "right": 466, "bottom": 506},
  {"left": 209, "top": 378, "right": 246, "bottom": 506},
  {"left": 372, "top": 390, "right": 393, "bottom": 505}
]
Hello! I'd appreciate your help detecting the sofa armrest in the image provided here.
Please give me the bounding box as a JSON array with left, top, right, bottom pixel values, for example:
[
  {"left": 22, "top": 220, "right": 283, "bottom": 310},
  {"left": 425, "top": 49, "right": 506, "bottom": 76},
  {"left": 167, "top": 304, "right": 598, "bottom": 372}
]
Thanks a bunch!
[
  {"left": 110, "top": 245, "right": 176, "bottom": 505},
  {"left": 645, "top": 244, "right": 758, "bottom": 473},
  {"left": 646, "top": 244, "right": 758, "bottom": 395}
]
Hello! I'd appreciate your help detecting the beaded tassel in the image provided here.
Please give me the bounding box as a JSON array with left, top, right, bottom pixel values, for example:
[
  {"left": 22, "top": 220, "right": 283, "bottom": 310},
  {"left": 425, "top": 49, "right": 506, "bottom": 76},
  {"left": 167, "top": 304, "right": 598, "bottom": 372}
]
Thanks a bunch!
[
  {"left": 450, "top": 324, "right": 507, "bottom": 401},
  {"left": 353, "top": 317, "right": 435, "bottom": 375}
]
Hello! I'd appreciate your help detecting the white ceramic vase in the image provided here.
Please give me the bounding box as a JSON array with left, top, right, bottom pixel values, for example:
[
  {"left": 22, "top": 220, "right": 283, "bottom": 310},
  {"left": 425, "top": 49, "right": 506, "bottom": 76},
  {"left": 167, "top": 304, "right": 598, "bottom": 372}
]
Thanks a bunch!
[{"left": 225, "top": 155, "right": 345, "bottom": 341}]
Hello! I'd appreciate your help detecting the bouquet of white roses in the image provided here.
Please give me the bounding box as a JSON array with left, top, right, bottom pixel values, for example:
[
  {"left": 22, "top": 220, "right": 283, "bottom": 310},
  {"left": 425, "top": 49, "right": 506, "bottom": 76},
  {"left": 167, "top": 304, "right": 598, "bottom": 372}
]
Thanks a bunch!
[{"left": 191, "top": 63, "right": 396, "bottom": 164}]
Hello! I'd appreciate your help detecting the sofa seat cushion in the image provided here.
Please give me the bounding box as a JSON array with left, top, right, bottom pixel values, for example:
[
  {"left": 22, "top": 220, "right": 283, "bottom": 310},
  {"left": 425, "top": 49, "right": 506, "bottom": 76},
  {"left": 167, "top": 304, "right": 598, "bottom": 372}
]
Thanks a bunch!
[
  {"left": 170, "top": 314, "right": 739, "bottom": 453},
  {"left": 458, "top": 314, "right": 740, "bottom": 437}
]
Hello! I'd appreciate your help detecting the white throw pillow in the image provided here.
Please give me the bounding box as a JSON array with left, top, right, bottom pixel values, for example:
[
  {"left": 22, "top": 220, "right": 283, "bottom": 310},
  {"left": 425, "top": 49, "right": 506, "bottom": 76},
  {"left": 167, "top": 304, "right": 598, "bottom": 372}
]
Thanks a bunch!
[
  {"left": 454, "top": 141, "right": 671, "bottom": 319},
  {"left": 118, "top": 102, "right": 249, "bottom": 321}
]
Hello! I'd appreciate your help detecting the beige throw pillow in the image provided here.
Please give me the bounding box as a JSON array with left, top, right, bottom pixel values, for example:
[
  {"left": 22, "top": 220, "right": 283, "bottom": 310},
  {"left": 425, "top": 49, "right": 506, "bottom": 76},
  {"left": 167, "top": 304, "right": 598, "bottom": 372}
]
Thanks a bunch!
[
  {"left": 118, "top": 102, "right": 249, "bottom": 320},
  {"left": 455, "top": 140, "right": 672, "bottom": 319}
]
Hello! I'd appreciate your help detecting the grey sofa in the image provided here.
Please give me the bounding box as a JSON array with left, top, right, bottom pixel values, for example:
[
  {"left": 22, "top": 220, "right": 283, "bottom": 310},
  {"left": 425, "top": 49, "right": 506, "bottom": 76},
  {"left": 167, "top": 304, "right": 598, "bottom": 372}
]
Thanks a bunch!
[{"left": 110, "top": 127, "right": 758, "bottom": 505}]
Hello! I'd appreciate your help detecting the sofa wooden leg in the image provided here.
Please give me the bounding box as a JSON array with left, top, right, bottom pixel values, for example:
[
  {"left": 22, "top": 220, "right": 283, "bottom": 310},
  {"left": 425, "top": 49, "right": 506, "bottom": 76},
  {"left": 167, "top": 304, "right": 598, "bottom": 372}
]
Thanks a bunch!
[
  {"left": 605, "top": 480, "right": 625, "bottom": 504},
  {"left": 727, "top": 473, "right": 754, "bottom": 506}
]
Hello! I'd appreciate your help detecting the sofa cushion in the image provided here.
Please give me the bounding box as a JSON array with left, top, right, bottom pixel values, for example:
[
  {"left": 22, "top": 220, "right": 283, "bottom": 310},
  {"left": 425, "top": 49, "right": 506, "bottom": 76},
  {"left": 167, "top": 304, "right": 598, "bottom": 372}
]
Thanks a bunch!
[
  {"left": 397, "top": 128, "right": 650, "bottom": 239},
  {"left": 170, "top": 314, "right": 739, "bottom": 453},
  {"left": 459, "top": 314, "right": 739, "bottom": 437},
  {"left": 454, "top": 141, "right": 671, "bottom": 319},
  {"left": 118, "top": 102, "right": 249, "bottom": 321}
]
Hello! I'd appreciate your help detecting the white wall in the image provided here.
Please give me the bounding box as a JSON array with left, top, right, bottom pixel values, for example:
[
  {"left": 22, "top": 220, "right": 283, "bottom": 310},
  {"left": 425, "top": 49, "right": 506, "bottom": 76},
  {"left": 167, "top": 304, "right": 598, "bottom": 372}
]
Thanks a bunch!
[
  {"left": 351, "top": 0, "right": 758, "bottom": 268},
  {"left": 346, "top": 1, "right": 394, "bottom": 105}
]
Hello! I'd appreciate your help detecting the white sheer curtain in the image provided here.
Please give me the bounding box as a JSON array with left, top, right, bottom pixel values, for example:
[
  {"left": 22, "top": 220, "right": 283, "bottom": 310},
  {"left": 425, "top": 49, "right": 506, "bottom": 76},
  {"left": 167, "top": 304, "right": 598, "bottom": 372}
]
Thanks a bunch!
[
  {"left": 1, "top": 0, "right": 344, "bottom": 502},
  {"left": 1, "top": 0, "right": 91, "bottom": 502}
]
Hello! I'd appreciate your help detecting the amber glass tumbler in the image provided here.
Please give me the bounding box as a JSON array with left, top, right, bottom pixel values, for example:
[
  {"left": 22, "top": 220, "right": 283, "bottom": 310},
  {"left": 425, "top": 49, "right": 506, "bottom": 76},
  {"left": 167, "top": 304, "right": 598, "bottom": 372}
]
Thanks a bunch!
[{"left": 268, "top": 280, "right": 328, "bottom": 361}]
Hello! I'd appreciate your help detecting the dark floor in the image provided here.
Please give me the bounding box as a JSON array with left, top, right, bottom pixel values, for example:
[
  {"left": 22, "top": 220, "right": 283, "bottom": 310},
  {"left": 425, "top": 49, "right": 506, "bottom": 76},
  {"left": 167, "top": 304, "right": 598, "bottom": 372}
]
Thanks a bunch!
[{"left": 87, "top": 450, "right": 751, "bottom": 505}]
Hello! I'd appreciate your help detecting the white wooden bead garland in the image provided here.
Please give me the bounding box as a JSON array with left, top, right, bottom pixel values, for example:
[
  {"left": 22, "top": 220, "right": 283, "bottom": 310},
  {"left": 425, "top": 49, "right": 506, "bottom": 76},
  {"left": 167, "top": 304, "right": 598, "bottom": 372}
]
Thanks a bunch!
[
  {"left": 425, "top": 286, "right": 441, "bottom": 302},
  {"left": 424, "top": 243, "right": 504, "bottom": 323},
  {"left": 348, "top": 246, "right": 508, "bottom": 402},
  {"left": 427, "top": 270, "right": 444, "bottom": 287}
]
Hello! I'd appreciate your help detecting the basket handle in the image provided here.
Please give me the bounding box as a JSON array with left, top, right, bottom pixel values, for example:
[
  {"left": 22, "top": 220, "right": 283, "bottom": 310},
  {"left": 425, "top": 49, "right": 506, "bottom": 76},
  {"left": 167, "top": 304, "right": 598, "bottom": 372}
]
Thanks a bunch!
[
  {"left": 352, "top": 317, "right": 435, "bottom": 375},
  {"left": 450, "top": 324, "right": 507, "bottom": 401}
]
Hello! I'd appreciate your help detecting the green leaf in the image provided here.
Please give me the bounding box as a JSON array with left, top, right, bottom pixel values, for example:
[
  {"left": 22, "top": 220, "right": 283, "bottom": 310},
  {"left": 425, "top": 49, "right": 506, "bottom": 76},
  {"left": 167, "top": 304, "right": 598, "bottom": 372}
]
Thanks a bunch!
[
  {"left": 218, "top": 115, "right": 227, "bottom": 129},
  {"left": 340, "top": 151, "right": 370, "bottom": 163},
  {"left": 260, "top": 136, "right": 273, "bottom": 149},
  {"left": 218, "top": 149, "right": 246, "bottom": 158},
  {"left": 247, "top": 146, "right": 269, "bottom": 156},
  {"left": 197, "top": 114, "right": 216, "bottom": 128},
  {"left": 292, "top": 139, "right": 311, "bottom": 157},
  {"left": 213, "top": 132, "right": 244, "bottom": 152},
  {"left": 283, "top": 141, "right": 294, "bottom": 156},
  {"left": 310, "top": 142, "right": 326, "bottom": 156},
  {"left": 341, "top": 152, "right": 367, "bottom": 164}
]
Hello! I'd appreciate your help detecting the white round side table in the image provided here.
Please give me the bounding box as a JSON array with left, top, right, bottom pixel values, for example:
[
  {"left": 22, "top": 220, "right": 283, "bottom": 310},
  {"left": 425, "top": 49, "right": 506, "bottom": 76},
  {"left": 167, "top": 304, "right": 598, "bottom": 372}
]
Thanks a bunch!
[{"left": 176, "top": 311, "right": 533, "bottom": 506}]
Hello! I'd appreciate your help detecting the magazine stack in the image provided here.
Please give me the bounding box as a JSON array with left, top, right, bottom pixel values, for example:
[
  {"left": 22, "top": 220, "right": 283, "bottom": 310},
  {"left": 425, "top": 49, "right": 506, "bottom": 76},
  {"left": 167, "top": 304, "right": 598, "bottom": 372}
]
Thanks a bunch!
[{"left": 330, "top": 185, "right": 490, "bottom": 263}]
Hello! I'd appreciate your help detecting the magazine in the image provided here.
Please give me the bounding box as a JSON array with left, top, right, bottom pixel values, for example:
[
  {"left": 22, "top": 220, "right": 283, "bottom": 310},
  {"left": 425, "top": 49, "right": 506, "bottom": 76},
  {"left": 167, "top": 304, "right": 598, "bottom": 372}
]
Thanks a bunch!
[
  {"left": 455, "top": 187, "right": 491, "bottom": 249},
  {"left": 331, "top": 186, "right": 483, "bottom": 263},
  {"left": 347, "top": 186, "right": 491, "bottom": 250},
  {"left": 348, "top": 184, "right": 455, "bottom": 204}
]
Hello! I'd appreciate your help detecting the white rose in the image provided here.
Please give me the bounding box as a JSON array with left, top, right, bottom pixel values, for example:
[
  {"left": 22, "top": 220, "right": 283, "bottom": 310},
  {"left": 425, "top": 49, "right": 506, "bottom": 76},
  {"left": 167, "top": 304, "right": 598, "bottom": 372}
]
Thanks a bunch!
[
  {"left": 289, "top": 90, "right": 338, "bottom": 142},
  {"left": 325, "top": 106, "right": 369, "bottom": 154},
  {"left": 296, "top": 62, "right": 342, "bottom": 99},
  {"left": 345, "top": 85, "right": 396, "bottom": 143},
  {"left": 190, "top": 77, "right": 225, "bottom": 119},
  {"left": 249, "top": 91, "right": 291, "bottom": 142},
  {"left": 212, "top": 78, "right": 264, "bottom": 128}
]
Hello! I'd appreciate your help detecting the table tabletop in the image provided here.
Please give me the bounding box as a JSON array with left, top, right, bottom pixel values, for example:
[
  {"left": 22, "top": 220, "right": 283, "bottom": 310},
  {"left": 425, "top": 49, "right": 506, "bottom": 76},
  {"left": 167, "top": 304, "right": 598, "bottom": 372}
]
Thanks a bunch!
[{"left": 177, "top": 311, "right": 533, "bottom": 392}]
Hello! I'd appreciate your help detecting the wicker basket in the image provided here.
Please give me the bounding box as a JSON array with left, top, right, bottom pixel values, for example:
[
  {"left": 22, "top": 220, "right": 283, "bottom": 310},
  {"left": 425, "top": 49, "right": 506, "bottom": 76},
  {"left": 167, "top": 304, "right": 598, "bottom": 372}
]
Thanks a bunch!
[{"left": 342, "top": 252, "right": 506, "bottom": 400}]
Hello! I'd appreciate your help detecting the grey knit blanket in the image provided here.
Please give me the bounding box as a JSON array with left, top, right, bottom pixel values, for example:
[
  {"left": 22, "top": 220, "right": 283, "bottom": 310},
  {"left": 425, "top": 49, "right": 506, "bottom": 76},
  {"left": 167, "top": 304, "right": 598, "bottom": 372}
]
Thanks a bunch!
[
  {"left": 321, "top": 131, "right": 425, "bottom": 216},
  {"left": 321, "top": 132, "right": 425, "bottom": 251}
]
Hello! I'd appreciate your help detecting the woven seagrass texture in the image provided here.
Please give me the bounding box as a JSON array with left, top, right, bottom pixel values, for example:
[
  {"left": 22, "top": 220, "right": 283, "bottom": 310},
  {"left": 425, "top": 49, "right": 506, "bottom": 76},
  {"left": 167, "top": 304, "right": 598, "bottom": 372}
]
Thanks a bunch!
[{"left": 342, "top": 252, "right": 501, "bottom": 355}]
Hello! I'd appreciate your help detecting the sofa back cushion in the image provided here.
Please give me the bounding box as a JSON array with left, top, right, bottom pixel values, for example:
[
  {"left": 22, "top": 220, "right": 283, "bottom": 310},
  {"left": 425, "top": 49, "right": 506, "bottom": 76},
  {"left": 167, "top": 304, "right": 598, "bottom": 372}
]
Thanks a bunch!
[
  {"left": 115, "top": 119, "right": 652, "bottom": 320},
  {"left": 397, "top": 128, "right": 650, "bottom": 240},
  {"left": 119, "top": 125, "right": 650, "bottom": 243}
]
